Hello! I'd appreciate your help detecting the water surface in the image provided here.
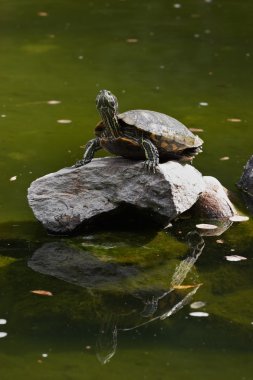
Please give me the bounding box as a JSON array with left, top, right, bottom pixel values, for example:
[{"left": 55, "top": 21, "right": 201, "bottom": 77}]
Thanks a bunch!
[{"left": 0, "top": 1, "right": 252, "bottom": 379}]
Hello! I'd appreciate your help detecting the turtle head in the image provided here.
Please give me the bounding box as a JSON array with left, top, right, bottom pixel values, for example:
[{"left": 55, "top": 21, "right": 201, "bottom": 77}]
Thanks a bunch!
[{"left": 96, "top": 89, "right": 119, "bottom": 116}]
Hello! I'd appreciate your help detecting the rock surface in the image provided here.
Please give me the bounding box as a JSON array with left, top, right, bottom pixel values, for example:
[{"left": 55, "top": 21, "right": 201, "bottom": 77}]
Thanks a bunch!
[
  {"left": 27, "top": 157, "right": 205, "bottom": 234},
  {"left": 238, "top": 155, "right": 253, "bottom": 196}
]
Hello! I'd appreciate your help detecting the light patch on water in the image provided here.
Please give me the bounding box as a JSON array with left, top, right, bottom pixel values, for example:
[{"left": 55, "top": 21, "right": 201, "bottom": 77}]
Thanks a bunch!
[
  {"left": 190, "top": 301, "right": 206, "bottom": 309},
  {"left": 22, "top": 44, "right": 58, "bottom": 54},
  {"left": 0, "top": 319, "right": 7, "bottom": 325},
  {"left": 189, "top": 312, "right": 209, "bottom": 317},
  {"left": 57, "top": 119, "right": 72, "bottom": 124},
  {"left": 229, "top": 215, "right": 249, "bottom": 222},
  {"left": 47, "top": 100, "right": 61, "bottom": 105},
  {"left": 0, "top": 332, "right": 7, "bottom": 338},
  {"left": 196, "top": 224, "right": 217, "bottom": 230},
  {"left": 225, "top": 255, "right": 247, "bottom": 262}
]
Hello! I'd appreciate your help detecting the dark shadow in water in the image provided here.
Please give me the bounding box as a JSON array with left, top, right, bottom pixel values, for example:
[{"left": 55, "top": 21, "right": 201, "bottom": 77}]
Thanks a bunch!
[{"left": 240, "top": 193, "right": 253, "bottom": 216}]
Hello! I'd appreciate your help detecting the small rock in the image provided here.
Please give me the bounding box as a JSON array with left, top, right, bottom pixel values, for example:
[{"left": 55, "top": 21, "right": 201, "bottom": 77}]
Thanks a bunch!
[
  {"left": 238, "top": 155, "right": 253, "bottom": 196},
  {"left": 192, "top": 176, "right": 237, "bottom": 220}
]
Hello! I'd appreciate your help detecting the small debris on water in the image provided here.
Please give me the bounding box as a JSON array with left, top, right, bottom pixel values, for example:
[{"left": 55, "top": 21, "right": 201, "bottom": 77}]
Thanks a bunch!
[
  {"left": 219, "top": 156, "right": 230, "bottom": 161},
  {"left": 47, "top": 100, "right": 61, "bottom": 105},
  {"left": 57, "top": 119, "right": 72, "bottom": 124},
  {"left": 0, "top": 319, "right": 7, "bottom": 325},
  {"left": 85, "top": 346, "right": 91, "bottom": 350},
  {"left": 173, "top": 3, "right": 182, "bottom": 8},
  {"left": 78, "top": 55, "right": 84, "bottom": 60},
  {"left": 190, "top": 301, "right": 206, "bottom": 309},
  {"left": 229, "top": 215, "right": 249, "bottom": 222},
  {"left": 199, "top": 102, "right": 208, "bottom": 106},
  {"left": 194, "top": 33, "right": 200, "bottom": 38},
  {"left": 173, "top": 284, "right": 202, "bottom": 290},
  {"left": 37, "top": 11, "right": 48, "bottom": 17},
  {"left": 0, "top": 332, "right": 7, "bottom": 338},
  {"left": 1, "top": 114, "right": 6, "bottom": 118},
  {"left": 216, "top": 239, "right": 224, "bottom": 244},
  {"left": 196, "top": 223, "right": 218, "bottom": 230},
  {"left": 227, "top": 118, "right": 242, "bottom": 123},
  {"left": 9, "top": 176, "right": 17, "bottom": 181},
  {"left": 126, "top": 38, "right": 138, "bottom": 43},
  {"left": 163, "top": 223, "right": 172, "bottom": 229},
  {"left": 189, "top": 128, "right": 204, "bottom": 133},
  {"left": 42, "top": 353, "right": 48, "bottom": 358},
  {"left": 31, "top": 290, "right": 53, "bottom": 296},
  {"left": 225, "top": 255, "right": 247, "bottom": 262},
  {"left": 189, "top": 312, "right": 209, "bottom": 317}
]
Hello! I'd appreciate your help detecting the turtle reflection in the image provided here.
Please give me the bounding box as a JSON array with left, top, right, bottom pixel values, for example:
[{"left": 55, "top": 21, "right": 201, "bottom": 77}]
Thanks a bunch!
[
  {"left": 95, "top": 231, "right": 205, "bottom": 364},
  {"left": 29, "top": 230, "right": 205, "bottom": 365}
]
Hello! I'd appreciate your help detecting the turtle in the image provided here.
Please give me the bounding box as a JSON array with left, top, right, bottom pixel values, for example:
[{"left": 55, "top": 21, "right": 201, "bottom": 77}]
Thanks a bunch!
[{"left": 75, "top": 89, "right": 203, "bottom": 172}]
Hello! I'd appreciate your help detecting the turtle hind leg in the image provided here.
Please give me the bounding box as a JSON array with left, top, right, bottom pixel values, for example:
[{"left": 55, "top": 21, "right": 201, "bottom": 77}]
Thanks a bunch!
[
  {"left": 141, "top": 138, "right": 159, "bottom": 173},
  {"left": 75, "top": 137, "right": 101, "bottom": 167}
]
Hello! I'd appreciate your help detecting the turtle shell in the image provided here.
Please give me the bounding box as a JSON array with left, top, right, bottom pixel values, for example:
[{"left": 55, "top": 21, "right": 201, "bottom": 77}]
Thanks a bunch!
[{"left": 117, "top": 110, "right": 203, "bottom": 149}]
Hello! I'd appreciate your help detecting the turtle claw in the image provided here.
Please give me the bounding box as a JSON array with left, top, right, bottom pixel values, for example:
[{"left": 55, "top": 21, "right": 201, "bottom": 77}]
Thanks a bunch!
[
  {"left": 144, "top": 160, "right": 158, "bottom": 174},
  {"left": 74, "top": 159, "right": 91, "bottom": 168}
]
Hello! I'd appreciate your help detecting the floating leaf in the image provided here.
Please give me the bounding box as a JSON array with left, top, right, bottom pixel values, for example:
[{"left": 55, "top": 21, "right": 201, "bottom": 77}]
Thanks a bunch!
[
  {"left": 225, "top": 255, "right": 247, "bottom": 262},
  {"left": 126, "top": 38, "right": 138, "bottom": 43},
  {"left": 229, "top": 215, "right": 249, "bottom": 222},
  {"left": 9, "top": 176, "right": 17, "bottom": 181},
  {"left": 31, "top": 290, "right": 53, "bottom": 296},
  {"left": 47, "top": 100, "right": 61, "bottom": 105},
  {"left": 189, "top": 312, "right": 209, "bottom": 317},
  {"left": 220, "top": 156, "right": 230, "bottom": 161},
  {"left": 37, "top": 11, "right": 48, "bottom": 17},
  {"left": 190, "top": 301, "right": 206, "bottom": 309},
  {"left": 57, "top": 119, "right": 72, "bottom": 124},
  {"left": 196, "top": 224, "right": 218, "bottom": 230},
  {"left": 227, "top": 118, "right": 242, "bottom": 123},
  {"left": 189, "top": 128, "right": 204, "bottom": 133}
]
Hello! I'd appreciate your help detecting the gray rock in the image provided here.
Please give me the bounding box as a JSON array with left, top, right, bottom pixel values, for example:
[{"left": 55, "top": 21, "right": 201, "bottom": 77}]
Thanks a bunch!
[
  {"left": 27, "top": 157, "right": 205, "bottom": 234},
  {"left": 238, "top": 155, "right": 253, "bottom": 196}
]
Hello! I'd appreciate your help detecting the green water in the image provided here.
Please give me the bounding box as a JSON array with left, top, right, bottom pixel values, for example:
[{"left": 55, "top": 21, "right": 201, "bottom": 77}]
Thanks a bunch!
[{"left": 0, "top": 0, "right": 253, "bottom": 379}]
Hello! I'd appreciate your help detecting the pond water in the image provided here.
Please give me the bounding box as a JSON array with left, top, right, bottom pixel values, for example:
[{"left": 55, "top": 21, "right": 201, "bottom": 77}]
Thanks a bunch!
[{"left": 0, "top": 0, "right": 252, "bottom": 379}]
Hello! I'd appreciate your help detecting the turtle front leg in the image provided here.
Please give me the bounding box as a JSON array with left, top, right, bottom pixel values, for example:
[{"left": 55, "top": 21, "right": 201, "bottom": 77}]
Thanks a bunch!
[
  {"left": 75, "top": 137, "right": 101, "bottom": 167},
  {"left": 141, "top": 138, "right": 159, "bottom": 173}
]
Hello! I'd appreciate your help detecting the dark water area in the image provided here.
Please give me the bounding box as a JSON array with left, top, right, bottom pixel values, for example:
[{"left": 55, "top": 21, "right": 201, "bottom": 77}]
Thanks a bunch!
[{"left": 0, "top": 1, "right": 253, "bottom": 379}]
